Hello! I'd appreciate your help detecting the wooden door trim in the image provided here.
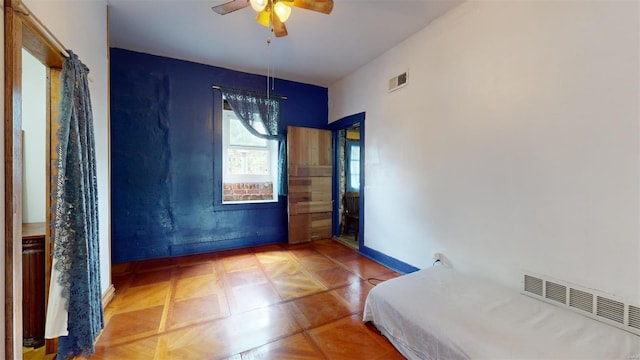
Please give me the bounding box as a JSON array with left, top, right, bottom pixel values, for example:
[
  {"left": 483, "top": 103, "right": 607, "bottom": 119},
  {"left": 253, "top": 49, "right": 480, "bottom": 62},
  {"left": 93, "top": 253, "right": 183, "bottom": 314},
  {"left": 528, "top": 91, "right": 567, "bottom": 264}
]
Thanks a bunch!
[
  {"left": 5, "top": 5, "right": 24, "bottom": 358},
  {"left": 12, "top": 0, "right": 67, "bottom": 67},
  {"left": 5, "top": 0, "right": 65, "bottom": 357}
]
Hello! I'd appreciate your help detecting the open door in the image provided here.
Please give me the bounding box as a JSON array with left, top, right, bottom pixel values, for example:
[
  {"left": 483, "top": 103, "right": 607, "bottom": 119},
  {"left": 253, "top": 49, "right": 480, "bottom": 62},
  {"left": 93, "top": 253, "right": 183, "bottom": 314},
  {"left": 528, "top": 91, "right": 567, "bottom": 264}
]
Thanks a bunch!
[
  {"left": 287, "top": 126, "right": 332, "bottom": 244},
  {"left": 45, "top": 67, "right": 62, "bottom": 354}
]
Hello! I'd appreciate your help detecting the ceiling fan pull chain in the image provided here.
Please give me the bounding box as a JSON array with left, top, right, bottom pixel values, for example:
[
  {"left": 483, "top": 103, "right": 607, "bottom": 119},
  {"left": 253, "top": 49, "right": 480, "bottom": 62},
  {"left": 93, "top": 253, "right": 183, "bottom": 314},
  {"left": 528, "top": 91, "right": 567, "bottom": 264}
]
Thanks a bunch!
[
  {"left": 270, "top": 0, "right": 275, "bottom": 90},
  {"left": 266, "top": 35, "right": 272, "bottom": 121},
  {"left": 266, "top": 36, "right": 271, "bottom": 100},
  {"left": 270, "top": 44, "right": 275, "bottom": 92},
  {"left": 267, "top": 0, "right": 274, "bottom": 99}
]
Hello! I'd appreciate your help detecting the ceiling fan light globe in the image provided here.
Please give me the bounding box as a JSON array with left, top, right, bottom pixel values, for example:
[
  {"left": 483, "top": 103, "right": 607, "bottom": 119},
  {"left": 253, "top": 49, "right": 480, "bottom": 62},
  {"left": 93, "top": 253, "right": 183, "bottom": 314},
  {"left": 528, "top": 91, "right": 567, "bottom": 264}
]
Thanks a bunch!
[
  {"left": 256, "top": 10, "right": 270, "bottom": 27},
  {"left": 274, "top": 2, "right": 292, "bottom": 22},
  {"left": 250, "top": 0, "right": 268, "bottom": 12}
]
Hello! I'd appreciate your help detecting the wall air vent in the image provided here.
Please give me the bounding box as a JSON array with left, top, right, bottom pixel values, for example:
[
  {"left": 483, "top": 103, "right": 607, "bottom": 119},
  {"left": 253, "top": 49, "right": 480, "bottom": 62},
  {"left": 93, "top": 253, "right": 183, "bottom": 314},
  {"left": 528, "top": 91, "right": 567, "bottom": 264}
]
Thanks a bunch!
[
  {"left": 597, "top": 296, "right": 624, "bottom": 324},
  {"left": 569, "top": 288, "right": 593, "bottom": 313},
  {"left": 629, "top": 306, "right": 640, "bottom": 330},
  {"left": 545, "top": 281, "right": 566, "bottom": 304},
  {"left": 522, "top": 273, "right": 640, "bottom": 336},
  {"left": 388, "top": 71, "right": 408, "bottom": 92},
  {"left": 524, "top": 275, "right": 543, "bottom": 296}
]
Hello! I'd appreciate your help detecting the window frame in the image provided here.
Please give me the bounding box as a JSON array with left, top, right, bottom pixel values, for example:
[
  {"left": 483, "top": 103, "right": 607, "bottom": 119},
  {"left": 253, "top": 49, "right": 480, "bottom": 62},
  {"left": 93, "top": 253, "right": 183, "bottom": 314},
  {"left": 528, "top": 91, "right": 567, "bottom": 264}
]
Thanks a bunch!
[
  {"left": 222, "top": 111, "right": 275, "bottom": 184},
  {"left": 215, "top": 94, "right": 280, "bottom": 208},
  {"left": 346, "top": 140, "right": 360, "bottom": 192}
]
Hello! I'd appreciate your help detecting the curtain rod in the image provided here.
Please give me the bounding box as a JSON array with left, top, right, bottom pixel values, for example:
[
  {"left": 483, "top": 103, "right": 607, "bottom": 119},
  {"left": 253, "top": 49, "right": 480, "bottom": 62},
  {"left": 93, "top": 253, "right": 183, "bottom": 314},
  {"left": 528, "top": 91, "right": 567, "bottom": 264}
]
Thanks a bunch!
[
  {"left": 14, "top": 1, "right": 70, "bottom": 59},
  {"left": 212, "top": 85, "right": 288, "bottom": 100}
]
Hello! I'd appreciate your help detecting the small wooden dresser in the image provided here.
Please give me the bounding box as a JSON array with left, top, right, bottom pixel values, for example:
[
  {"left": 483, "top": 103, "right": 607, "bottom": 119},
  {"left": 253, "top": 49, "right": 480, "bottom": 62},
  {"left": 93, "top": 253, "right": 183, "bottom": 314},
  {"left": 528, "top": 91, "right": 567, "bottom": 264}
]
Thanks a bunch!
[{"left": 22, "top": 222, "right": 46, "bottom": 348}]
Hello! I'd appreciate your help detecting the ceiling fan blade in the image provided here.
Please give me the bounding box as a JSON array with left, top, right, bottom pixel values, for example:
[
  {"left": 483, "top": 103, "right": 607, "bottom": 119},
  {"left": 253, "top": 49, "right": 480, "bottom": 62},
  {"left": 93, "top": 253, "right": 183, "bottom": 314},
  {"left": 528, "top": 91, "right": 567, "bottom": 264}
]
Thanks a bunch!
[
  {"left": 272, "top": 15, "right": 288, "bottom": 37},
  {"left": 287, "top": 0, "right": 333, "bottom": 15},
  {"left": 212, "top": 0, "right": 250, "bottom": 15}
]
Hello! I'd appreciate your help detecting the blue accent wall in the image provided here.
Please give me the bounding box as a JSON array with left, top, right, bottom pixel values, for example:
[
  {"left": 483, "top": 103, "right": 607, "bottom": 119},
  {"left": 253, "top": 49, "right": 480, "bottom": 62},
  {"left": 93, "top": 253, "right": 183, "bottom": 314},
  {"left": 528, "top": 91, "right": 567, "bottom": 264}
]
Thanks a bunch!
[{"left": 110, "top": 48, "right": 329, "bottom": 263}]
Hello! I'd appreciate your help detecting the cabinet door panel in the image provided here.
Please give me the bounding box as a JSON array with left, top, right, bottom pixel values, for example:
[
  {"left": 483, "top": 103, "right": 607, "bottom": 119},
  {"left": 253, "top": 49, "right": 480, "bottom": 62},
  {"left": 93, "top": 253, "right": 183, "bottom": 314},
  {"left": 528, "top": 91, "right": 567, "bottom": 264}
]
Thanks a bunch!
[{"left": 287, "top": 126, "right": 332, "bottom": 244}]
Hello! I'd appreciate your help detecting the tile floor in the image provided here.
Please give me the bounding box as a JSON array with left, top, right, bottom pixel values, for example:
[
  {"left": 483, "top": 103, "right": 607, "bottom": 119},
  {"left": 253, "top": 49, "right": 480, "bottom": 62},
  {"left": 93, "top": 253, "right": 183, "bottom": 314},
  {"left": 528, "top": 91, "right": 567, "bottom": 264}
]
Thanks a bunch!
[{"left": 92, "top": 239, "right": 404, "bottom": 359}]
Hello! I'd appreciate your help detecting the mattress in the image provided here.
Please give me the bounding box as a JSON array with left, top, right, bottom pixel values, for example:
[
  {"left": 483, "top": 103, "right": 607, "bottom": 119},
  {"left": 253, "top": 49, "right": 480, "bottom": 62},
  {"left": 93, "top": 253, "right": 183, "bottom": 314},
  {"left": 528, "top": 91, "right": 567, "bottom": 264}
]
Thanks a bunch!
[{"left": 363, "top": 266, "right": 640, "bottom": 359}]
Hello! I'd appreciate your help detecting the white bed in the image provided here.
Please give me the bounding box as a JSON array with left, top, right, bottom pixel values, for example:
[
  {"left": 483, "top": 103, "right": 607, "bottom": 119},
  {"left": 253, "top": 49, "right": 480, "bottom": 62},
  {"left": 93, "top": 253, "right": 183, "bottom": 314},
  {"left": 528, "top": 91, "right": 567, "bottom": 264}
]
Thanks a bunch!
[{"left": 363, "top": 266, "right": 640, "bottom": 359}]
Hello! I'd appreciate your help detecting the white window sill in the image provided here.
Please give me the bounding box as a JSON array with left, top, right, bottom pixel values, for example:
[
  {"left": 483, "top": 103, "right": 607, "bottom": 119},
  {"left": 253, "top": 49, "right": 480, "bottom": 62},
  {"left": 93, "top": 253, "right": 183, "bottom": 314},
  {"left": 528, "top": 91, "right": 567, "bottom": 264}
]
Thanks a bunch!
[{"left": 222, "top": 199, "right": 278, "bottom": 205}]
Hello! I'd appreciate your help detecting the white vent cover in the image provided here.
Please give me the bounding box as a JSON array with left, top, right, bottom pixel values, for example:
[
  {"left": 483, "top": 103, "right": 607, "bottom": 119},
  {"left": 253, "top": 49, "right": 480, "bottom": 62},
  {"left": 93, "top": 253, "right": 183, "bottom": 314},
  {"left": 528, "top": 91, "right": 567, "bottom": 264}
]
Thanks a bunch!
[
  {"left": 629, "top": 306, "right": 640, "bottom": 330},
  {"left": 524, "top": 275, "right": 543, "bottom": 296},
  {"left": 569, "top": 288, "right": 593, "bottom": 313},
  {"left": 388, "top": 71, "right": 408, "bottom": 92},
  {"left": 522, "top": 273, "right": 640, "bottom": 336},
  {"left": 545, "top": 281, "right": 566, "bottom": 304},
  {"left": 597, "top": 296, "right": 625, "bottom": 324}
]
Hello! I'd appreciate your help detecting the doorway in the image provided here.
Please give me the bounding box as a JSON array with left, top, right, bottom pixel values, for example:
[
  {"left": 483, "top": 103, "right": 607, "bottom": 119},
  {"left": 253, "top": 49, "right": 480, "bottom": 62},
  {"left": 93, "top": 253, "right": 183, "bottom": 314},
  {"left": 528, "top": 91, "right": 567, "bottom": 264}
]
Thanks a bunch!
[
  {"left": 330, "top": 113, "right": 365, "bottom": 250},
  {"left": 21, "top": 47, "right": 48, "bottom": 358},
  {"left": 5, "top": 2, "right": 66, "bottom": 358}
]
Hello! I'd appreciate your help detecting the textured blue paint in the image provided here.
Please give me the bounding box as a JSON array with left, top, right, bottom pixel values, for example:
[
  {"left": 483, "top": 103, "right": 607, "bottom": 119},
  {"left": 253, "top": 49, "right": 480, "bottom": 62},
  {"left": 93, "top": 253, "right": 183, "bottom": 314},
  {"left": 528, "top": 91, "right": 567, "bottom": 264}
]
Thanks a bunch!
[
  {"left": 111, "top": 48, "right": 329, "bottom": 263},
  {"left": 359, "top": 246, "right": 419, "bottom": 275}
]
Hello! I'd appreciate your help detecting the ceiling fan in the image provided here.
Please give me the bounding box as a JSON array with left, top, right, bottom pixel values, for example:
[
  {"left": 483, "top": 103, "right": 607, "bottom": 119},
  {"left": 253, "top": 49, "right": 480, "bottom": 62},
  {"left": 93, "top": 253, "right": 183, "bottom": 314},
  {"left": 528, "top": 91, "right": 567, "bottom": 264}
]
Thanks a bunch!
[{"left": 212, "top": 0, "right": 334, "bottom": 38}]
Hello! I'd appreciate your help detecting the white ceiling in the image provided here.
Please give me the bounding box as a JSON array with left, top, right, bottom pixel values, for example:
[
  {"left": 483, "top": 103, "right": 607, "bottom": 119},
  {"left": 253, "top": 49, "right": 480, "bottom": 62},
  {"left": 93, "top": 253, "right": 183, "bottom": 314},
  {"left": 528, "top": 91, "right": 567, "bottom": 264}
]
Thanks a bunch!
[{"left": 108, "top": 0, "right": 463, "bottom": 87}]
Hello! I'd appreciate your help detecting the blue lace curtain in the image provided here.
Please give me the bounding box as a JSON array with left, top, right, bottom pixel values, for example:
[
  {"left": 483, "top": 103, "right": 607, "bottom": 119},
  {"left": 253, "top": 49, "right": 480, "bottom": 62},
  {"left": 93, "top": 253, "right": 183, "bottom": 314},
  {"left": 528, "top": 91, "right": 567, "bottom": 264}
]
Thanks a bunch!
[
  {"left": 221, "top": 87, "right": 287, "bottom": 195},
  {"left": 51, "top": 50, "right": 104, "bottom": 359}
]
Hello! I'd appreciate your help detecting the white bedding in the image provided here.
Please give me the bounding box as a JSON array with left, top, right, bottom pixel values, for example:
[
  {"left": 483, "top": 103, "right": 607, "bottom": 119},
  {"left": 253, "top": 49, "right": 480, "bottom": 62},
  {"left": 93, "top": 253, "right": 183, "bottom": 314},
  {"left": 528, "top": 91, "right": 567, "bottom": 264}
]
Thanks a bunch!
[{"left": 363, "top": 267, "right": 640, "bottom": 359}]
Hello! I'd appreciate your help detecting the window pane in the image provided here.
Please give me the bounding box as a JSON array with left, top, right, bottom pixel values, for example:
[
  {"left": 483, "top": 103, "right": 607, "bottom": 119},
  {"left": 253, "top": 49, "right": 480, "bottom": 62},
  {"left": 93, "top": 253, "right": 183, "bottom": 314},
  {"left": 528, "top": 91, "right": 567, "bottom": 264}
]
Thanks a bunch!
[
  {"left": 350, "top": 161, "right": 360, "bottom": 174},
  {"left": 351, "top": 145, "right": 360, "bottom": 160},
  {"left": 350, "top": 175, "right": 360, "bottom": 191},
  {"left": 246, "top": 149, "right": 269, "bottom": 174},
  {"left": 227, "top": 149, "right": 244, "bottom": 174},
  {"left": 346, "top": 142, "right": 360, "bottom": 192},
  {"left": 227, "top": 148, "right": 269, "bottom": 175},
  {"left": 229, "top": 117, "right": 267, "bottom": 147}
]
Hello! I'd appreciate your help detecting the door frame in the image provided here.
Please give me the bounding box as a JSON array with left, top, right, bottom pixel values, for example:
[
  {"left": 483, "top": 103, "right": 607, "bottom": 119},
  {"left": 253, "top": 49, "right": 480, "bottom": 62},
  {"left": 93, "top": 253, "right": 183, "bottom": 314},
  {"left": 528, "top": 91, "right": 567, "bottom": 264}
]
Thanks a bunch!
[
  {"left": 5, "top": 1, "right": 66, "bottom": 357},
  {"left": 329, "top": 112, "right": 365, "bottom": 250}
]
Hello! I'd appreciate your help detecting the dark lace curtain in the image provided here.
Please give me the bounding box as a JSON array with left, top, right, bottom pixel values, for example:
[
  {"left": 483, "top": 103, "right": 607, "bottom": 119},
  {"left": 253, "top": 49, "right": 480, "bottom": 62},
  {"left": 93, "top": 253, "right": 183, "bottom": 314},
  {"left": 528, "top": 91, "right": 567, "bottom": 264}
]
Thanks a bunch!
[
  {"left": 51, "top": 50, "right": 104, "bottom": 359},
  {"left": 221, "top": 87, "right": 287, "bottom": 195}
]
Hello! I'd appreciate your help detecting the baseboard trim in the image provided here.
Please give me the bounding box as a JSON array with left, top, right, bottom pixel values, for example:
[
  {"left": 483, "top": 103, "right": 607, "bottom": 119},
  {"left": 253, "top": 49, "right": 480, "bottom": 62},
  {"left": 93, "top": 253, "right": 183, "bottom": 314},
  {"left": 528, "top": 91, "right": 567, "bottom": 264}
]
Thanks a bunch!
[
  {"left": 359, "top": 245, "right": 419, "bottom": 274},
  {"left": 102, "top": 284, "right": 115, "bottom": 310}
]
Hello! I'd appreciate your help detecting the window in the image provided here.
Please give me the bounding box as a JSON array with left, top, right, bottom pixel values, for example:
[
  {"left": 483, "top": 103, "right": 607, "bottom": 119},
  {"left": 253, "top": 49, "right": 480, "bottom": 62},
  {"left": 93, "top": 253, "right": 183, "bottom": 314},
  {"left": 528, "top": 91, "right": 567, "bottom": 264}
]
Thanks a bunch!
[
  {"left": 222, "top": 106, "right": 278, "bottom": 203},
  {"left": 346, "top": 140, "right": 360, "bottom": 192}
]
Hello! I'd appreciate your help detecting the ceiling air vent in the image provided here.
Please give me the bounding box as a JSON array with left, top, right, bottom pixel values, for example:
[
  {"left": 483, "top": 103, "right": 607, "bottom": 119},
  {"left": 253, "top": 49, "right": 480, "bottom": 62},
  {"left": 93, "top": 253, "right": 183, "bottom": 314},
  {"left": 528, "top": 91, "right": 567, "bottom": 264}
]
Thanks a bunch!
[
  {"left": 388, "top": 71, "right": 408, "bottom": 92},
  {"left": 629, "top": 305, "right": 640, "bottom": 330},
  {"left": 545, "top": 281, "right": 566, "bottom": 304},
  {"left": 569, "top": 288, "right": 593, "bottom": 313},
  {"left": 596, "top": 296, "right": 624, "bottom": 324},
  {"left": 524, "top": 275, "right": 543, "bottom": 296}
]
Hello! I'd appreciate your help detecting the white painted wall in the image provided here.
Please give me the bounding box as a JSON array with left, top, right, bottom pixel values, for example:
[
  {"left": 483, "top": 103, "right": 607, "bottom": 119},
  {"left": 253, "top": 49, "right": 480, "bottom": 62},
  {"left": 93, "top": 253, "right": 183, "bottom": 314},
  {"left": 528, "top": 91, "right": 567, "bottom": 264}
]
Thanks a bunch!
[
  {"left": 329, "top": 1, "right": 640, "bottom": 303},
  {"left": 22, "top": 49, "right": 47, "bottom": 224},
  {"left": 24, "top": 0, "right": 111, "bottom": 295}
]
